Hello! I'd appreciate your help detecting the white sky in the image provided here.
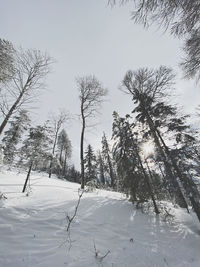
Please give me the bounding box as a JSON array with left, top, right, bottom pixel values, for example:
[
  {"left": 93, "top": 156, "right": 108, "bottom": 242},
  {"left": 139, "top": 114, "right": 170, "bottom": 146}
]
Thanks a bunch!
[{"left": 1, "top": 0, "right": 200, "bottom": 169}]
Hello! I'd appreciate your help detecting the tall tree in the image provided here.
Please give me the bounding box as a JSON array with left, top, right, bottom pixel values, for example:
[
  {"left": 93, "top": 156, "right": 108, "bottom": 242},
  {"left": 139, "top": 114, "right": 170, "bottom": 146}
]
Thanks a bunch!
[
  {"left": 122, "top": 66, "right": 200, "bottom": 221},
  {"left": 96, "top": 150, "right": 106, "bottom": 185},
  {"left": 0, "top": 48, "right": 52, "bottom": 136},
  {"left": 57, "top": 129, "right": 72, "bottom": 176},
  {"left": 77, "top": 75, "right": 107, "bottom": 189},
  {"left": 47, "top": 111, "right": 69, "bottom": 178},
  {"left": 112, "top": 112, "right": 160, "bottom": 214},
  {"left": 102, "top": 132, "right": 116, "bottom": 188}
]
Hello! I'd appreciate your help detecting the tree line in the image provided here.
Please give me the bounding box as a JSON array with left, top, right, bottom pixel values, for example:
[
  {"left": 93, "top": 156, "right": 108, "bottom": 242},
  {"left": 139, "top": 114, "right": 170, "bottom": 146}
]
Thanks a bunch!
[
  {"left": 76, "top": 66, "right": 200, "bottom": 223},
  {"left": 1, "top": 0, "right": 200, "bottom": 225}
]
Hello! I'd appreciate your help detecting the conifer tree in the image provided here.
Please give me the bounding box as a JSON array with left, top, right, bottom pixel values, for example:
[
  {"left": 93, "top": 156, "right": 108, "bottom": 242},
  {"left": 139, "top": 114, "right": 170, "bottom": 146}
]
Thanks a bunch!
[
  {"left": 2, "top": 110, "right": 30, "bottom": 164},
  {"left": 20, "top": 125, "right": 51, "bottom": 193},
  {"left": 122, "top": 66, "right": 200, "bottom": 221},
  {"left": 65, "top": 165, "right": 81, "bottom": 183},
  {"left": 84, "top": 144, "right": 97, "bottom": 183},
  {"left": 57, "top": 129, "right": 72, "bottom": 176},
  {"left": 112, "top": 111, "right": 160, "bottom": 213},
  {"left": 102, "top": 132, "right": 116, "bottom": 188},
  {"left": 96, "top": 150, "right": 106, "bottom": 185}
]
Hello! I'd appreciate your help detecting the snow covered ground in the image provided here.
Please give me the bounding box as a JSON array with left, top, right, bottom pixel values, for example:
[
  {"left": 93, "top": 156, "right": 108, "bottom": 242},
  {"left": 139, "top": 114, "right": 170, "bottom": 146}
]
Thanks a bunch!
[{"left": 0, "top": 169, "right": 200, "bottom": 267}]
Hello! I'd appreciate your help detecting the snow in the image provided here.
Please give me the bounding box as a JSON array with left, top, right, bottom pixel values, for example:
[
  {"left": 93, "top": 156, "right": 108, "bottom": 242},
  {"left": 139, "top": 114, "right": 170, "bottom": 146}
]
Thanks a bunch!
[{"left": 0, "top": 169, "right": 200, "bottom": 267}]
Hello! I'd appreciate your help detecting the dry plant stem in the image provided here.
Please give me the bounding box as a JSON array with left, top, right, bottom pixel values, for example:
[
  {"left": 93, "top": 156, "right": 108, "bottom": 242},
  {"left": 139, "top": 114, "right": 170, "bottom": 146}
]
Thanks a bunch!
[
  {"left": 66, "top": 189, "right": 84, "bottom": 232},
  {"left": 60, "top": 191, "right": 83, "bottom": 251},
  {"left": 93, "top": 240, "right": 111, "bottom": 262}
]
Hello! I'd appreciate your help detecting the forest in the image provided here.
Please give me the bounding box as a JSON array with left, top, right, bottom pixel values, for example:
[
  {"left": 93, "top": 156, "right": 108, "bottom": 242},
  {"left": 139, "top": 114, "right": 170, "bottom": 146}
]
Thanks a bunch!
[{"left": 0, "top": 1, "right": 200, "bottom": 266}]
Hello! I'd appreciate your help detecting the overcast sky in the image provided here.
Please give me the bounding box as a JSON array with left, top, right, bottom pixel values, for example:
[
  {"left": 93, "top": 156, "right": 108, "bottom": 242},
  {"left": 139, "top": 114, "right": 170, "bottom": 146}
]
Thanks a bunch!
[{"left": 1, "top": 0, "right": 200, "bottom": 169}]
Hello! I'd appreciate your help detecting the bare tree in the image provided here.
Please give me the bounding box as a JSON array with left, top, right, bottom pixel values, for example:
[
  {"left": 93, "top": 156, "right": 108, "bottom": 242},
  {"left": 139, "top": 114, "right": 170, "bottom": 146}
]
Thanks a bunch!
[
  {"left": 0, "top": 48, "right": 52, "bottom": 136},
  {"left": 77, "top": 75, "right": 108, "bottom": 189},
  {"left": 47, "top": 110, "right": 70, "bottom": 178},
  {"left": 108, "top": 0, "right": 200, "bottom": 80}
]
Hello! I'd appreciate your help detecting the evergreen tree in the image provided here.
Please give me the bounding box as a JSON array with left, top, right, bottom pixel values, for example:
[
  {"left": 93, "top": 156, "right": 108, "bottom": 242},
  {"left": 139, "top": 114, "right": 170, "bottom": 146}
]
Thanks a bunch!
[
  {"left": 101, "top": 133, "right": 116, "bottom": 187},
  {"left": 57, "top": 129, "right": 72, "bottom": 176},
  {"left": 2, "top": 110, "right": 30, "bottom": 164},
  {"left": 20, "top": 125, "right": 51, "bottom": 193},
  {"left": 96, "top": 150, "right": 106, "bottom": 185},
  {"left": 84, "top": 144, "right": 97, "bottom": 183},
  {"left": 112, "top": 112, "right": 160, "bottom": 213},
  {"left": 122, "top": 67, "right": 200, "bottom": 221},
  {"left": 65, "top": 165, "right": 81, "bottom": 183}
]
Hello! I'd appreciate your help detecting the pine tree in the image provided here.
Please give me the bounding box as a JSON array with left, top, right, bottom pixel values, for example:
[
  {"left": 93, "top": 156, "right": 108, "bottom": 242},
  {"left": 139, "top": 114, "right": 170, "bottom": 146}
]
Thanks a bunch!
[
  {"left": 65, "top": 165, "right": 81, "bottom": 183},
  {"left": 57, "top": 129, "right": 72, "bottom": 176},
  {"left": 112, "top": 112, "right": 139, "bottom": 199},
  {"left": 2, "top": 110, "right": 30, "bottom": 164},
  {"left": 84, "top": 144, "right": 97, "bottom": 183},
  {"left": 96, "top": 150, "right": 106, "bottom": 185},
  {"left": 122, "top": 67, "right": 200, "bottom": 221},
  {"left": 20, "top": 125, "right": 51, "bottom": 193},
  {"left": 112, "top": 112, "right": 160, "bottom": 213},
  {"left": 101, "top": 133, "right": 115, "bottom": 188}
]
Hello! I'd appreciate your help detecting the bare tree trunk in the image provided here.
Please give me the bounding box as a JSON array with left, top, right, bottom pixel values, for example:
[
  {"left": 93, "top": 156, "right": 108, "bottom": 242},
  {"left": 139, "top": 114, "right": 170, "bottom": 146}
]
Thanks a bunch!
[
  {"left": 136, "top": 149, "right": 160, "bottom": 214},
  {"left": 77, "top": 76, "right": 107, "bottom": 188},
  {"left": 59, "top": 145, "right": 63, "bottom": 164},
  {"left": 144, "top": 108, "right": 189, "bottom": 210},
  {"left": 80, "top": 107, "right": 85, "bottom": 189},
  {"left": 144, "top": 107, "right": 200, "bottom": 218},
  {"left": 100, "top": 161, "right": 105, "bottom": 185},
  {"left": 63, "top": 150, "right": 67, "bottom": 176},
  {"left": 107, "top": 155, "right": 115, "bottom": 188},
  {"left": 22, "top": 161, "right": 33, "bottom": 193},
  {"left": 156, "top": 128, "right": 200, "bottom": 219}
]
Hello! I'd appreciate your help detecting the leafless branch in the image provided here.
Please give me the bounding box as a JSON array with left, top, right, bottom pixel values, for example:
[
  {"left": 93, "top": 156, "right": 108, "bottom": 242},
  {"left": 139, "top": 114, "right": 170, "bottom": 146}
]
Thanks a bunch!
[
  {"left": 66, "top": 189, "right": 84, "bottom": 232},
  {"left": 0, "top": 47, "right": 53, "bottom": 136},
  {"left": 93, "top": 240, "right": 111, "bottom": 262}
]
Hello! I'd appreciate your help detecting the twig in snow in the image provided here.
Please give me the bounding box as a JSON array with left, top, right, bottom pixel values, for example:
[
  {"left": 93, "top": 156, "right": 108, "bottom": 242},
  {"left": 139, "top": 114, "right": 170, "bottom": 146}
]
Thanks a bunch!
[
  {"left": 66, "top": 189, "right": 84, "bottom": 232},
  {"left": 60, "top": 189, "right": 84, "bottom": 250},
  {"left": 93, "top": 240, "right": 110, "bottom": 262}
]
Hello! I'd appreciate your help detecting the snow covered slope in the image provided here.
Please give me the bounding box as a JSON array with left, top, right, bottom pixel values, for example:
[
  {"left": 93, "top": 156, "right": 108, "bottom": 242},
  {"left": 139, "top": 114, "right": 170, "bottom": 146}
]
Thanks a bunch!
[{"left": 0, "top": 170, "right": 200, "bottom": 267}]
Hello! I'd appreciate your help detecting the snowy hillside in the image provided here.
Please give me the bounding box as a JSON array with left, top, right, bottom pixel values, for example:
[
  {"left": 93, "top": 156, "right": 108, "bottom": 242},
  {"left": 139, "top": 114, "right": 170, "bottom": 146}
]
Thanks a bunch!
[{"left": 0, "top": 170, "right": 200, "bottom": 267}]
